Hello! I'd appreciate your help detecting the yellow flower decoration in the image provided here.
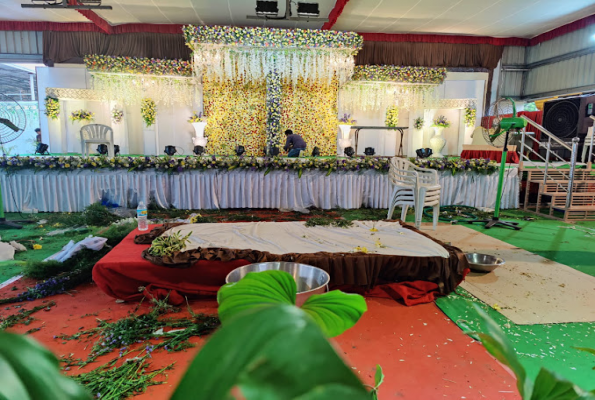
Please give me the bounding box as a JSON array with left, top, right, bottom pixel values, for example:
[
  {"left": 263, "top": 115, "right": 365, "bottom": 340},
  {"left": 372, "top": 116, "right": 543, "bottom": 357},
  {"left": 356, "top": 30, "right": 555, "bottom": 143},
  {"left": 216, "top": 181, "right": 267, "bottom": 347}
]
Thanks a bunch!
[
  {"left": 33, "top": 244, "right": 42, "bottom": 250},
  {"left": 354, "top": 246, "right": 368, "bottom": 254}
]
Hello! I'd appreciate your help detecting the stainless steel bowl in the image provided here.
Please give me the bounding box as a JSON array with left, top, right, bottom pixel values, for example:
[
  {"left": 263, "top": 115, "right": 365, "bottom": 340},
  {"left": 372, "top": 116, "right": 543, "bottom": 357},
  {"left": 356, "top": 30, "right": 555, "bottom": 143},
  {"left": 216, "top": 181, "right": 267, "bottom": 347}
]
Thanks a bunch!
[
  {"left": 465, "top": 253, "right": 505, "bottom": 272},
  {"left": 225, "top": 262, "right": 330, "bottom": 306}
]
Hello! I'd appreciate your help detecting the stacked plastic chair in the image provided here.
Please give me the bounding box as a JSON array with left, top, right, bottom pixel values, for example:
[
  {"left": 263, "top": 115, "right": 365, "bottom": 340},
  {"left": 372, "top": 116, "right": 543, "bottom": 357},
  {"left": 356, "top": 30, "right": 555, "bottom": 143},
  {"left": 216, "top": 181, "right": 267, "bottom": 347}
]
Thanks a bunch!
[{"left": 387, "top": 158, "right": 442, "bottom": 230}]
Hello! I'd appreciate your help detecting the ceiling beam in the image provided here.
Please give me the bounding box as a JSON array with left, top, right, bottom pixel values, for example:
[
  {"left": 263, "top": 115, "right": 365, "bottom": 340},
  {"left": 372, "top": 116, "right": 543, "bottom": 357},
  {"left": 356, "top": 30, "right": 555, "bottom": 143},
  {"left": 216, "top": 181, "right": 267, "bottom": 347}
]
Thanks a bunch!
[
  {"left": 322, "top": 0, "right": 351, "bottom": 30},
  {"left": 70, "top": 0, "right": 113, "bottom": 34}
]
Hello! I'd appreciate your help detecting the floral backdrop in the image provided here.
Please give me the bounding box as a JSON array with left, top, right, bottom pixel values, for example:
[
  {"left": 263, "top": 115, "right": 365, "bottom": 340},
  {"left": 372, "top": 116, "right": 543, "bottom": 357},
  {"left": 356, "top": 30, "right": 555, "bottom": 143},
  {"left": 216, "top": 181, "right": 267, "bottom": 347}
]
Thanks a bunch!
[
  {"left": 280, "top": 78, "right": 338, "bottom": 156},
  {"left": 203, "top": 78, "right": 266, "bottom": 156}
]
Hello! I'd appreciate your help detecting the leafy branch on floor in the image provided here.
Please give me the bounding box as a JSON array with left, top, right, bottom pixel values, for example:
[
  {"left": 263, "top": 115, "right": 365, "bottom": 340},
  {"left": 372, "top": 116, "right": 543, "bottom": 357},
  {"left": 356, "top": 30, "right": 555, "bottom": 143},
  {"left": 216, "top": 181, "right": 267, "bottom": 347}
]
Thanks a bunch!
[
  {"left": 58, "top": 298, "right": 219, "bottom": 367},
  {"left": 73, "top": 354, "right": 173, "bottom": 400},
  {"left": 147, "top": 231, "right": 192, "bottom": 257},
  {"left": 0, "top": 301, "right": 56, "bottom": 330}
]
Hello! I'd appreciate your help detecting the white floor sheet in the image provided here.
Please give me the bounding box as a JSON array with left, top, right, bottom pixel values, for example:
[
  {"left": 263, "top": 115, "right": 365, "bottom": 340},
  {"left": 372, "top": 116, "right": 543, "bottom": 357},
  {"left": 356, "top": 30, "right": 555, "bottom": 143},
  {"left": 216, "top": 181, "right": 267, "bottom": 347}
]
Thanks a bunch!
[{"left": 168, "top": 221, "right": 450, "bottom": 258}]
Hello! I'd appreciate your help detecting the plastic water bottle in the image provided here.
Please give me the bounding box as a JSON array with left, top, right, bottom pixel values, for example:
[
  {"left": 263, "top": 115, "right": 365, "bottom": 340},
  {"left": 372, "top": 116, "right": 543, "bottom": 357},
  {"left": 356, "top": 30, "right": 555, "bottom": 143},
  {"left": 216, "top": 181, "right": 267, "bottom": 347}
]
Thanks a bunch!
[{"left": 137, "top": 201, "right": 148, "bottom": 231}]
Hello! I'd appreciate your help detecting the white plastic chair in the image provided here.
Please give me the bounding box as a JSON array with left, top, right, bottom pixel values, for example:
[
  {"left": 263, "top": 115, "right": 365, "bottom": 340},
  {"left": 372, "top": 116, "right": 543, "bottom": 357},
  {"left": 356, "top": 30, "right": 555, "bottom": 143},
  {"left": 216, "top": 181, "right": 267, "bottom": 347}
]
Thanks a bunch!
[
  {"left": 387, "top": 158, "right": 441, "bottom": 230},
  {"left": 80, "top": 124, "right": 114, "bottom": 157}
]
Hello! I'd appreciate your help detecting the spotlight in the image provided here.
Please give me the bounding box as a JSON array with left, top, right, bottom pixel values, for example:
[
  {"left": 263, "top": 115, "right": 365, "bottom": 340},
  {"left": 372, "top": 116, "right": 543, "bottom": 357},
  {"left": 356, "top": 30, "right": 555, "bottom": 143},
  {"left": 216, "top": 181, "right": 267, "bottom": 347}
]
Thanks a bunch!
[
  {"left": 256, "top": 0, "right": 278, "bottom": 16},
  {"left": 235, "top": 145, "right": 245, "bottom": 156},
  {"left": 344, "top": 146, "right": 355, "bottom": 157},
  {"left": 96, "top": 144, "right": 108, "bottom": 155},
  {"left": 297, "top": 2, "right": 319, "bottom": 16},
  {"left": 311, "top": 146, "right": 320, "bottom": 157},
  {"left": 35, "top": 142, "right": 49, "bottom": 155},
  {"left": 164, "top": 145, "right": 177, "bottom": 156},
  {"left": 193, "top": 145, "right": 205, "bottom": 156},
  {"left": 364, "top": 147, "right": 375, "bottom": 156},
  {"left": 114, "top": 144, "right": 120, "bottom": 156}
]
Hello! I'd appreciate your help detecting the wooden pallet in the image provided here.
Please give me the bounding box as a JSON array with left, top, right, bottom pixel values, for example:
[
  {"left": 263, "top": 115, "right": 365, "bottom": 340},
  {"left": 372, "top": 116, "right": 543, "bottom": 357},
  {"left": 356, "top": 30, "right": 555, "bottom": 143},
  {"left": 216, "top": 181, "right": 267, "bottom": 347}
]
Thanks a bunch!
[{"left": 521, "top": 165, "right": 595, "bottom": 222}]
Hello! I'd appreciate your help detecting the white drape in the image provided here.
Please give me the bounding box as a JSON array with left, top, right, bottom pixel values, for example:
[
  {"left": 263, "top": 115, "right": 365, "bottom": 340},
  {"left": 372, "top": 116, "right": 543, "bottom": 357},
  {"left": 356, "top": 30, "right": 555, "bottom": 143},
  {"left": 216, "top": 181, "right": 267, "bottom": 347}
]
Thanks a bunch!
[{"left": 0, "top": 168, "right": 518, "bottom": 212}]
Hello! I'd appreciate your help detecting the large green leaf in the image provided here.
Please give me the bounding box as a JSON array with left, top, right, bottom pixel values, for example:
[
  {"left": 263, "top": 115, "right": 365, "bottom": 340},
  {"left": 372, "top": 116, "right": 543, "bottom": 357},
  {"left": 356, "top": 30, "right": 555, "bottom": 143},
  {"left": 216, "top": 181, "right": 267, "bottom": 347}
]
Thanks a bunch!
[
  {"left": 171, "top": 304, "right": 370, "bottom": 400},
  {"left": 574, "top": 347, "right": 595, "bottom": 369},
  {"left": 217, "top": 270, "right": 296, "bottom": 324},
  {"left": 470, "top": 305, "right": 531, "bottom": 398},
  {"left": 0, "top": 331, "right": 90, "bottom": 400},
  {"left": 301, "top": 291, "right": 367, "bottom": 337},
  {"left": 530, "top": 368, "right": 595, "bottom": 400}
]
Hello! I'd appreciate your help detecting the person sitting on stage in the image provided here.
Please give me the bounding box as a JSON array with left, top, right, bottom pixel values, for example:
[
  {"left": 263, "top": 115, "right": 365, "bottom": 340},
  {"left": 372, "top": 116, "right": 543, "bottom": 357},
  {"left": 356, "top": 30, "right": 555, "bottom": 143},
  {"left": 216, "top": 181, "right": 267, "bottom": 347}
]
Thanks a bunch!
[
  {"left": 283, "top": 129, "right": 307, "bottom": 157},
  {"left": 35, "top": 128, "right": 41, "bottom": 143}
]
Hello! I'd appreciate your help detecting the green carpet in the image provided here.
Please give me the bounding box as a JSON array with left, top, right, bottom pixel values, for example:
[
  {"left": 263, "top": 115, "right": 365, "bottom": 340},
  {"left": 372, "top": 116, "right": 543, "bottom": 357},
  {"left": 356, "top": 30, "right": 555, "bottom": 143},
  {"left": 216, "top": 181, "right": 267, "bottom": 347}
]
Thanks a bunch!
[{"left": 434, "top": 214, "right": 595, "bottom": 391}]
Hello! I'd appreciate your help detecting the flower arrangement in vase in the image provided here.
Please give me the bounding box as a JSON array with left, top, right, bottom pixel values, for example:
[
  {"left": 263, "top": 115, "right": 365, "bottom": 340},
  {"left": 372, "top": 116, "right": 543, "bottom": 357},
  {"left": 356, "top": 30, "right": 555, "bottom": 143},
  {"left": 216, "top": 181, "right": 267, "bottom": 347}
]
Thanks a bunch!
[
  {"left": 413, "top": 117, "right": 424, "bottom": 130},
  {"left": 44, "top": 97, "right": 60, "bottom": 120},
  {"left": 431, "top": 115, "right": 450, "bottom": 128},
  {"left": 385, "top": 106, "right": 399, "bottom": 127},
  {"left": 69, "top": 109, "right": 94, "bottom": 124},
  {"left": 188, "top": 111, "right": 207, "bottom": 123},
  {"left": 430, "top": 116, "right": 449, "bottom": 158},
  {"left": 141, "top": 98, "right": 156, "bottom": 127},
  {"left": 111, "top": 107, "right": 124, "bottom": 124},
  {"left": 338, "top": 113, "right": 357, "bottom": 125}
]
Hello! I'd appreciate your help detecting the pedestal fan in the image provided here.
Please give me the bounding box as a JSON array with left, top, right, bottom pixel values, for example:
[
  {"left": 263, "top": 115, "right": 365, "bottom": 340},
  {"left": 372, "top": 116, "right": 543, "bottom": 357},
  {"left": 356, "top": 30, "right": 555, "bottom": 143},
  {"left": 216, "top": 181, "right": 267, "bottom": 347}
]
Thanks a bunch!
[
  {"left": 468, "top": 97, "right": 527, "bottom": 230},
  {"left": 0, "top": 94, "right": 31, "bottom": 229}
]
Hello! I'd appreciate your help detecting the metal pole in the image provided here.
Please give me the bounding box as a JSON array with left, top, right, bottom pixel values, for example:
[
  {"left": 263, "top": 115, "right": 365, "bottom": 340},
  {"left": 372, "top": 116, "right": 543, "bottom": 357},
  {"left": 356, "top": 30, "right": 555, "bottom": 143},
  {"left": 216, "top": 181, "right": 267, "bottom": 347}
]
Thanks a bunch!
[
  {"left": 29, "top": 74, "right": 36, "bottom": 101},
  {"left": 565, "top": 137, "right": 580, "bottom": 209},
  {"left": 543, "top": 138, "right": 551, "bottom": 186},
  {"left": 519, "top": 129, "right": 526, "bottom": 168}
]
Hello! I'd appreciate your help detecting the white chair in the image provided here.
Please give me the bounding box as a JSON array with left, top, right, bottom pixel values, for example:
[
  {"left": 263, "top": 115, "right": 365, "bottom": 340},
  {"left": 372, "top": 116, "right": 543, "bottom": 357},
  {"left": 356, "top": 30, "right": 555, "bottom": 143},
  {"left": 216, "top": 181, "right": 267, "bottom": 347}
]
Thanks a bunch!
[
  {"left": 80, "top": 124, "right": 114, "bottom": 157},
  {"left": 387, "top": 158, "right": 441, "bottom": 230}
]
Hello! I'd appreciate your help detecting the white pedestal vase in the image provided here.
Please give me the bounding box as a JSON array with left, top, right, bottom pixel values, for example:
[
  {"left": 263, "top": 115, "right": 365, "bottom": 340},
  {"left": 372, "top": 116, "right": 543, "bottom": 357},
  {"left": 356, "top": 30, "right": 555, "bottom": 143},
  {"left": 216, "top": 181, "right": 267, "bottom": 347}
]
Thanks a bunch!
[
  {"left": 337, "top": 124, "right": 352, "bottom": 156},
  {"left": 429, "top": 127, "right": 446, "bottom": 158},
  {"left": 192, "top": 122, "right": 208, "bottom": 153}
]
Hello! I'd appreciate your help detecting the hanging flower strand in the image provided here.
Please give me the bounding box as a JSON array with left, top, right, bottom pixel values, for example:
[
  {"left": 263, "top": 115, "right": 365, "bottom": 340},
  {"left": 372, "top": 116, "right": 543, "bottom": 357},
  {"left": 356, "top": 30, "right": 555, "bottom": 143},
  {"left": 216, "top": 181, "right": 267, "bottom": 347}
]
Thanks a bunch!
[{"left": 141, "top": 99, "right": 157, "bottom": 127}]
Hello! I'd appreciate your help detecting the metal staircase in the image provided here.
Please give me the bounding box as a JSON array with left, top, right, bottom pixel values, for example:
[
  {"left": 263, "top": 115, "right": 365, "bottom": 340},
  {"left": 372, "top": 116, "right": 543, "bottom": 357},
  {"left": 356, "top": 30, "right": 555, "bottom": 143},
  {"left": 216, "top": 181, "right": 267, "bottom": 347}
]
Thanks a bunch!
[{"left": 518, "top": 116, "right": 595, "bottom": 222}]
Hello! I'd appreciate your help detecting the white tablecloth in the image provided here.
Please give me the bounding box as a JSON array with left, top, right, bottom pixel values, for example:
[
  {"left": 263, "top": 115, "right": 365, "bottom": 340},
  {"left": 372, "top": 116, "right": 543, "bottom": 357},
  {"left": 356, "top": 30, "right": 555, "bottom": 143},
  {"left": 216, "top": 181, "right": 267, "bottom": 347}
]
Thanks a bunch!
[{"left": 0, "top": 168, "right": 518, "bottom": 212}]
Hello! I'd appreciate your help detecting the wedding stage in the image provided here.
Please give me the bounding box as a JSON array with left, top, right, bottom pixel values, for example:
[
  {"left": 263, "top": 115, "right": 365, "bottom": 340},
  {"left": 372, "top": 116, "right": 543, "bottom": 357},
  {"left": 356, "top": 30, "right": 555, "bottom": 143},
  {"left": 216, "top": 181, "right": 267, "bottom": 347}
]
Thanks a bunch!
[
  {"left": 0, "top": 162, "right": 519, "bottom": 212},
  {"left": 93, "top": 221, "right": 469, "bottom": 305}
]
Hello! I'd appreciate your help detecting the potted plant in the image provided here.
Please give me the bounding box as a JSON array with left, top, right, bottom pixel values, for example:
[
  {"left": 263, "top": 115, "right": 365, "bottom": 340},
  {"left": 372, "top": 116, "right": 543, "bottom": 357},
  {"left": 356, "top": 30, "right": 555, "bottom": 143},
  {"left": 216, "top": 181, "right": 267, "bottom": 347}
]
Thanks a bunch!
[{"left": 430, "top": 115, "right": 450, "bottom": 158}]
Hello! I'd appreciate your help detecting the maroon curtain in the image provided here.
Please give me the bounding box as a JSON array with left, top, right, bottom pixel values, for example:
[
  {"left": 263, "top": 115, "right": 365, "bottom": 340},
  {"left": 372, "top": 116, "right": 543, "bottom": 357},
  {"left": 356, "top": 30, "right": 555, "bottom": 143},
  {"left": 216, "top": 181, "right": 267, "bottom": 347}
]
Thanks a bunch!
[
  {"left": 43, "top": 31, "right": 190, "bottom": 65},
  {"left": 355, "top": 41, "right": 503, "bottom": 70}
]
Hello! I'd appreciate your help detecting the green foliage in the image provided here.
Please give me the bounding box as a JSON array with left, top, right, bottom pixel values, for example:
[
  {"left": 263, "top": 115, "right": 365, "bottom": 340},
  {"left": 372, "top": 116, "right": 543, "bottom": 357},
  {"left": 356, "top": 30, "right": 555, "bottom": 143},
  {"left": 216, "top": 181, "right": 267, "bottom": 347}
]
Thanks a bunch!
[
  {"left": 467, "top": 305, "right": 595, "bottom": 400},
  {"left": 0, "top": 331, "right": 91, "bottom": 400},
  {"left": 0, "top": 302, "right": 56, "bottom": 330},
  {"left": 171, "top": 304, "right": 371, "bottom": 400},
  {"left": 305, "top": 217, "right": 353, "bottom": 228},
  {"left": 147, "top": 231, "right": 192, "bottom": 257},
  {"left": 81, "top": 203, "right": 122, "bottom": 226},
  {"left": 73, "top": 356, "right": 172, "bottom": 400},
  {"left": 371, "top": 365, "right": 384, "bottom": 400},
  {"left": 217, "top": 270, "right": 366, "bottom": 338}
]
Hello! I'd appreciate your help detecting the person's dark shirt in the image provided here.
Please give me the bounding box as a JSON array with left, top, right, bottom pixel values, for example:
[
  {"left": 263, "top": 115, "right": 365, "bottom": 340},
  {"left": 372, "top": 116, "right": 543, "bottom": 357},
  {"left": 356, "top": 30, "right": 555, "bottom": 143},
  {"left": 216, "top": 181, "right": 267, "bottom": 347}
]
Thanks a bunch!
[{"left": 283, "top": 134, "right": 306, "bottom": 151}]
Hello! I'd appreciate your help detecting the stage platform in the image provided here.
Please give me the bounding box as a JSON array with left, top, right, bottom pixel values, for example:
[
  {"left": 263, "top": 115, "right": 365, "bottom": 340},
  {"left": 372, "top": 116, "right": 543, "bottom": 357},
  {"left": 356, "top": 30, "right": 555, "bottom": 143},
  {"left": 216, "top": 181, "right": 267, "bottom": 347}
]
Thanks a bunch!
[
  {"left": 92, "top": 221, "right": 469, "bottom": 305},
  {"left": 1, "top": 167, "right": 519, "bottom": 212}
]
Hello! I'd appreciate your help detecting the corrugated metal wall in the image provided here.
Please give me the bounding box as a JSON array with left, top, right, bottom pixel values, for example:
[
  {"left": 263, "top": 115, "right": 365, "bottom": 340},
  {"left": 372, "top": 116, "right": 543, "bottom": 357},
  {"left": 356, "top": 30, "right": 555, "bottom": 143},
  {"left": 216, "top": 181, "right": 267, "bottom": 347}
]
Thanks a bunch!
[
  {"left": 0, "top": 31, "right": 43, "bottom": 56},
  {"left": 499, "top": 26, "right": 595, "bottom": 99},
  {"left": 524, "top": 52, "right": 595, "bottom": 96},
  {"left": 527, "top": 27, "right": 594, "bottom": 63},
  {"left": 500, "top": 46, "right": 525, "bottom": 98}
]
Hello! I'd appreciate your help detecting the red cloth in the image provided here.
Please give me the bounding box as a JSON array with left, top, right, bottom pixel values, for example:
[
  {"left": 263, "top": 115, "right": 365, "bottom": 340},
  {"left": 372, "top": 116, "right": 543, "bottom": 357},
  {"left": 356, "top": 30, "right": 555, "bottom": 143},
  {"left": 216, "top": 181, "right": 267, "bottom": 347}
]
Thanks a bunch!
[
  {"left": 359, "top": 32, "right": 528, "bottom": 46},
  {"left": 460, "top": 150, "right": 519, "bottom": 163},
  {"left": 93, "top": 227, "right": 467, "bottom": 306}
]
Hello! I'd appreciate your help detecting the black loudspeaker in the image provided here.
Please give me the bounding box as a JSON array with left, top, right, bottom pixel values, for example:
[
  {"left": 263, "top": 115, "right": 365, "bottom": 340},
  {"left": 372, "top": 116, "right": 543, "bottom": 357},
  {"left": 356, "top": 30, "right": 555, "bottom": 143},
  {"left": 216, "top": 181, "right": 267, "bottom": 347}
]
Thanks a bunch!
[
  {"left": 364, "top": 147, "right": 375, "bottom": 156},
  {"left": 344, "top": 147, "right": 355, "bottom": 157},
  {"left": 114, "top": 145, "right": 120, "bottom": 156},
  {"left": 97, "top": 144, "right": 108, "bottom": 155},
  {"left": 311, "top": 146, "right": 320, "bottom": 157},
  {"left": 542, "top": 95, "right": 595, "bottom": 160},
  {"left": 235, "top": 145, "right": 245, "bottom": 156},
  {"left": 35, "top": 143, "right": 49, "bottom": 155},
  {"left": 164, "top": 145, "right": 177, "bottom": 156},
  {"left": 193, "top": 145, "right": 205, "bottom": 156}
]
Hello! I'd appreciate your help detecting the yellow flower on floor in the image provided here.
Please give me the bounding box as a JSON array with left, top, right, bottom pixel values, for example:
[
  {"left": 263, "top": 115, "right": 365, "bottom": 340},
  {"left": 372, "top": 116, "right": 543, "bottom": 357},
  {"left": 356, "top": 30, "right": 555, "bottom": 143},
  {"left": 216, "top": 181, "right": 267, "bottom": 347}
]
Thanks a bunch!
[
  {"left": 374, "top": 238, "right": 386, "bottom": 248},
  {"left": 493, "top": 303, "right": 501, "bottom": 311},
  {"left": 369, "top": 227, "right": 378, "bottom": 232},
  {"left": 354, "top": 246, "right": 368, "bottom": 254},
  {"left": 33, "top": 244, "right": 42, "bottom": 250}
]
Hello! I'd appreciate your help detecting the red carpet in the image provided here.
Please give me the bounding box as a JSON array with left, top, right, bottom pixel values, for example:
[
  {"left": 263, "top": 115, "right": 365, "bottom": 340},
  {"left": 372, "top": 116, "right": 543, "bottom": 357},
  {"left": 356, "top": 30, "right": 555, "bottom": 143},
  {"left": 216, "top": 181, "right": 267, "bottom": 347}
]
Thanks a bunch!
[{"left": 0, "top": 281, "right": 520, "bottom": 399}]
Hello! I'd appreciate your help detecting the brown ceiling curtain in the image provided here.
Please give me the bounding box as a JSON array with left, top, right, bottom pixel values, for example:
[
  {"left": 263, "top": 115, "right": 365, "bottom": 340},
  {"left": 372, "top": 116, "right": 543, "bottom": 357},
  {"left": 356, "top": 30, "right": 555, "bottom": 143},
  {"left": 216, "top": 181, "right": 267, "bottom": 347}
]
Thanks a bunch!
[
  {"left": 355, "top": 41, "right": 503, "bottom": 70},
  {"left": 43, "top": 31, "right": 191, "bottom": 66}
]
